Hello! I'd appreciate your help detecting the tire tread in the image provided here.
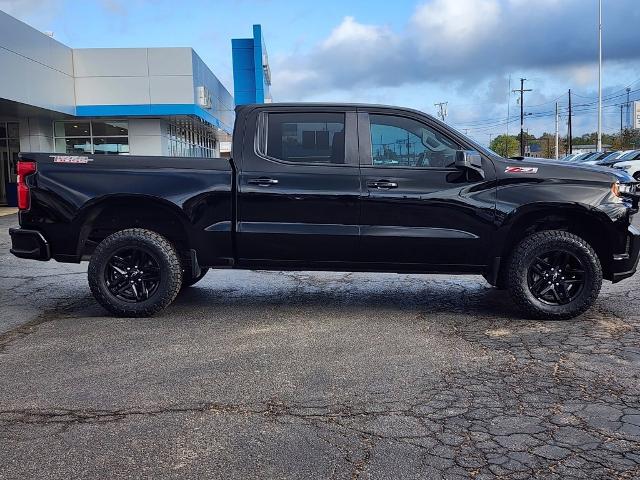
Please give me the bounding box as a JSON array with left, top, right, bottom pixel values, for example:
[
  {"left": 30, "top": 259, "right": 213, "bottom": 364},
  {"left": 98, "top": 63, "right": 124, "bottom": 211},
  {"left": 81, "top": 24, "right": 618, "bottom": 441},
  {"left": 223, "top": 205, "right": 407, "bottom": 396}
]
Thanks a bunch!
[
  {"left": 507, "top": 230, "right": 602, "bottom": 320},
  {"left": 88, "top": 228, "right": 182, "bottom": 317}
]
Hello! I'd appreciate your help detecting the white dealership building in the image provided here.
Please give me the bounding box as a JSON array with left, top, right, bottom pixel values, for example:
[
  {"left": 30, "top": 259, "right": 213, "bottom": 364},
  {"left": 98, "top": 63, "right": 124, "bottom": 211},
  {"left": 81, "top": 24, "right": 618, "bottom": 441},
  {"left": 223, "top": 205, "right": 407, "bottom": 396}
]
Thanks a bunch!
[{"left": 0, "top": 10, "right": 236, "bottom": 206}]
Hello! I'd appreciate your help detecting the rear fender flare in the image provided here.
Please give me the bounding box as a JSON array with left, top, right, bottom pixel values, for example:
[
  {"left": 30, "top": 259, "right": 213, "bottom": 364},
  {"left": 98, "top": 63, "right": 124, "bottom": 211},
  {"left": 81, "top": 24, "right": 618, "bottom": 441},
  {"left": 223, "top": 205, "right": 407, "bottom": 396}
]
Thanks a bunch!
[{"left": 73, "top": 194, "right": 193, "bottom": 257}]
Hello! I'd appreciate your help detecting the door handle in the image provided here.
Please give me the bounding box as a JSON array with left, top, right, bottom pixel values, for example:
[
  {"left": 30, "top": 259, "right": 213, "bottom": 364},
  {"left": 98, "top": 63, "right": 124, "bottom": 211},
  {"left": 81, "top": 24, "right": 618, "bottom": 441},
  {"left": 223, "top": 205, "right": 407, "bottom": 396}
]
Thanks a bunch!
[
  {"left": 367, "top": 180, "right": 398, "bottom": 189},
  {"left": 248, "top": 177, "right": 279, "bottom": 186}
]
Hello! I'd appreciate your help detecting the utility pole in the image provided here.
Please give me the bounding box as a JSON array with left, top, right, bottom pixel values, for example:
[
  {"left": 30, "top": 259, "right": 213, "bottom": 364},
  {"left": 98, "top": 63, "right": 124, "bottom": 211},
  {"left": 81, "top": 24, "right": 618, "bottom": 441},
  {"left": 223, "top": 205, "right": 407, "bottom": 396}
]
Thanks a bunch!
[
  {"left": 505, "top": 75, "right": 512, "bottom": 157},
  {"left": 626, "top": 87, "right": 632, "bottom": 128},
  {"left": 597, "top": 0, "right": 603, "bottom": 152},
  {"left": 513, "top": 78, "right": 532, "bottom": 156},
  {"left": 434, "top": 102, "right": 448, "bottom": 123},
  {"left": 555, "top": 102, "right": 559, "bottom": 160},
  {"left": 568, "top": 89, "right": 573, "bottom": 154},
  {"left": 546, "top": 136, "right": 552, "bottom": 159},
  {"left": 621, "top": 104, "right": 625, "bottom": 148}
]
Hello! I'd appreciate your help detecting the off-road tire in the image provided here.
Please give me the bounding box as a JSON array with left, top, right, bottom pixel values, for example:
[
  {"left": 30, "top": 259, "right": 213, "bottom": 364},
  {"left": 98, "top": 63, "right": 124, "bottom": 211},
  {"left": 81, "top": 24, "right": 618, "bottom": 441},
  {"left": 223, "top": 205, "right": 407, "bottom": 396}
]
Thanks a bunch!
[
  {"left": 182, "top": 268, "right": 209, "bottom": 288},
  {"left": 507, "top": 230, "right": 602, "bottom": 320},
  {"left": 88, "top": 229, "right": 182, "bottom": 317}
]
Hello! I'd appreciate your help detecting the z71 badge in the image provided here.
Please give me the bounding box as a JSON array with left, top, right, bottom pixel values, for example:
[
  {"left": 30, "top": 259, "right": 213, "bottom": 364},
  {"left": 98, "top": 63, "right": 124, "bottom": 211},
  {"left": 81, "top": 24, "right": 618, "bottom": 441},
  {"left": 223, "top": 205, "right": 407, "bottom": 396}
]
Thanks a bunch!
[{"left": 505, "top": 166, "right": 538, "bottom": 174}]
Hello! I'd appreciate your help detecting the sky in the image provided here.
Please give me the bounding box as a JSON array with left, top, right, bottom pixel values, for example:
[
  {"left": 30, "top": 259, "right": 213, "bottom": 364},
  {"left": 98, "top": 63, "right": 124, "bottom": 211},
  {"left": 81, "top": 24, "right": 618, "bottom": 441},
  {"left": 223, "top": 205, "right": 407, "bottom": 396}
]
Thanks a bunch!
[{"left": 1, "top": 0, "right": 640, "bottom": 146}]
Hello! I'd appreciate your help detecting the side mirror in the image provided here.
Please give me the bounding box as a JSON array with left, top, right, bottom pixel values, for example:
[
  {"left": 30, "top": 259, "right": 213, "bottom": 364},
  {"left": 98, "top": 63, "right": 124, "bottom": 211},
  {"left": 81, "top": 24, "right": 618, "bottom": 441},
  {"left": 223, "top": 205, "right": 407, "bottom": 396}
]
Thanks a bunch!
[{"left": 455, "top": 150, "right": 485, "bottom": 178}]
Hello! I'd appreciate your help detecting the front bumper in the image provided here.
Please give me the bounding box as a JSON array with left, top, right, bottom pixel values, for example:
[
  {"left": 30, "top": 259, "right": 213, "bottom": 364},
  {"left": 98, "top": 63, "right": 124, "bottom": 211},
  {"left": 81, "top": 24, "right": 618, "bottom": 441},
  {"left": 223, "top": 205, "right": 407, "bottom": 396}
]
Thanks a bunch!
[
  {"left": 611, "top": 224, "right": 640, "bottom": 282},
  {"left": 9, "top": 228, "right": 51, "bottom": 261}
]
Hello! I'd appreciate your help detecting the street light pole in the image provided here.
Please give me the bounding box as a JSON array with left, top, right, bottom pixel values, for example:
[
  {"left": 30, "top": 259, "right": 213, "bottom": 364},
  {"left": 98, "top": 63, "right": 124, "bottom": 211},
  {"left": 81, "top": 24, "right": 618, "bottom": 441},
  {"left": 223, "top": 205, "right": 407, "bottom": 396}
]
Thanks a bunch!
[
  {"left": 555, "top": 102, "right": 559, "bottom": 160},
  {"left": 597, "top": 0, "right": 603, "bottom": 152}
]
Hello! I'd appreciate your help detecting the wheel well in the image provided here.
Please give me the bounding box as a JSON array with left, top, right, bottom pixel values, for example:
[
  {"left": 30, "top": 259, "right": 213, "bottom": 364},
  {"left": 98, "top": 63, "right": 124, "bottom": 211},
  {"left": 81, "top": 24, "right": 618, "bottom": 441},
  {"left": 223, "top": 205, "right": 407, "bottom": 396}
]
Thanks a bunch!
[
  {"left": 500, "top": 209, "right": 613, "bottom": 280},
  {"left": 80, "top": 199, "right": 190, "bottom": 258}
]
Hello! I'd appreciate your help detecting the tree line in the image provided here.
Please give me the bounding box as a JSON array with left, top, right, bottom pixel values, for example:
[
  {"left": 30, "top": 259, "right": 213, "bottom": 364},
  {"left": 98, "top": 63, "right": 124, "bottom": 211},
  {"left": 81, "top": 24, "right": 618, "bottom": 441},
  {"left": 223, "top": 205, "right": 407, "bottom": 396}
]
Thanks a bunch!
[{"left": 489, "top": 129, "right": 640, "bottom": 158}]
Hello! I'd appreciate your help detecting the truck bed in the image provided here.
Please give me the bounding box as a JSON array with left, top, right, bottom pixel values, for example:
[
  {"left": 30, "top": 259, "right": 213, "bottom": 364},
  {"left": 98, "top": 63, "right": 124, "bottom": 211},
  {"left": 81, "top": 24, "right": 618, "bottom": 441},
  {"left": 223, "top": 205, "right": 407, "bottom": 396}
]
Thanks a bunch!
[{"left": 17, "top": 153, "right": 234, "bottom": 265}]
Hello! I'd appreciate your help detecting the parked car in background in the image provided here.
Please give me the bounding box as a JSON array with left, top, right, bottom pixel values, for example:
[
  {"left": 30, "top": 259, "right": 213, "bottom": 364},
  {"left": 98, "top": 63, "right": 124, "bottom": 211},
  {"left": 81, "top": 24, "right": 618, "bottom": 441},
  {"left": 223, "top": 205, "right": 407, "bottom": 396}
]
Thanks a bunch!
[
  {"left": 582, "top": 152, "right": 611, "bottom": 165},
  {"left": 616, "top": 150, "right": 640, "bottom": 162},
  {"left": 614, "top": 156, "right": 640, "bottom": 181},
  {"left": 571, "top": 152, "right": 600, "bottom": 163},
  {"left": 566, "top": 153, "right": 591, "bottom": 162},
  {"left": 597, "top": 150, "right": 634, "bottom": 167},
  {"left": 561, "top": 153, "right": 582, "bottom": 162}
]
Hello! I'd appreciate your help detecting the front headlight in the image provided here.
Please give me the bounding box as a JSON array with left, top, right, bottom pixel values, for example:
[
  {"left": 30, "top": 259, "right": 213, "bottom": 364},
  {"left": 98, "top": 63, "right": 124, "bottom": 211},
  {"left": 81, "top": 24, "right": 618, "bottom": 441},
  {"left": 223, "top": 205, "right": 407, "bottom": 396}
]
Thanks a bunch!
[{"left": 612, "top": 182, "right": 639, "bottom": 199}]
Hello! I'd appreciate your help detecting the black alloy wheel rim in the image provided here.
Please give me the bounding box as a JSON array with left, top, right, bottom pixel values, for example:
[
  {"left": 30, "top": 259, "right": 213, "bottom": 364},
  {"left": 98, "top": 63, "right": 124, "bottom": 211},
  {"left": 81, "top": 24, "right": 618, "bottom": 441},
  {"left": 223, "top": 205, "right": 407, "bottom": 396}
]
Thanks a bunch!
[
  {"left": 527, "top": 249, "right": 585, "bottom": 306},
  {"left": 105, "top": 247, "right": 161, "bottom": 303}
]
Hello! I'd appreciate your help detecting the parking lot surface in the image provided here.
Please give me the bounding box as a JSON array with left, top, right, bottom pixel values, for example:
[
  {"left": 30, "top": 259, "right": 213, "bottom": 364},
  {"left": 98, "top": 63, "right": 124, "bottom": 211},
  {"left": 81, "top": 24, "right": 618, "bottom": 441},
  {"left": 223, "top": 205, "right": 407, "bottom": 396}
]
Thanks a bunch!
[{"left": 1, "top": 213, "right": 639, "bottom": 479}]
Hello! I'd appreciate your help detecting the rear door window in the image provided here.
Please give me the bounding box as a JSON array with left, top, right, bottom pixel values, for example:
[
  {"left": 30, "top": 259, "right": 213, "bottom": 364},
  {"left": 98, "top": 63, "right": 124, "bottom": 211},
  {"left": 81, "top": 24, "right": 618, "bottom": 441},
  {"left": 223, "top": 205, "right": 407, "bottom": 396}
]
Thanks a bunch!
[{"left": 261, "top": 112, "right": 345, "bottom": 165}]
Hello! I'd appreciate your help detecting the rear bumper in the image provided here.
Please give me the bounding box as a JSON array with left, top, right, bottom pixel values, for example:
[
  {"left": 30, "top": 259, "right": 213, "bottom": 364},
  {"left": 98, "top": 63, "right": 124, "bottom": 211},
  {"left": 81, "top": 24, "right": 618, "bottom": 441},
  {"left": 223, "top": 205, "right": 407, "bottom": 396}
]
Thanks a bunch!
[
  {"left": 611, "top": 224, "right": 640, "bottom": 283},
  {"left": 9, "top": 228, "right": 51, "bottom": 261}
]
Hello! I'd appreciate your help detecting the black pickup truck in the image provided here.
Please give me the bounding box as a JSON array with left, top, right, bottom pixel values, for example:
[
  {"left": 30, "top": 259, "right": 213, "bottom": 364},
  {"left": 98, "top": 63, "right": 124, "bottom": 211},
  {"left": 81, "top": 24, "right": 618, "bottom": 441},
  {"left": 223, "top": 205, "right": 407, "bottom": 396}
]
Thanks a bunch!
[{"left": 9, "top": 103, "right": 640, "bottom": 319}]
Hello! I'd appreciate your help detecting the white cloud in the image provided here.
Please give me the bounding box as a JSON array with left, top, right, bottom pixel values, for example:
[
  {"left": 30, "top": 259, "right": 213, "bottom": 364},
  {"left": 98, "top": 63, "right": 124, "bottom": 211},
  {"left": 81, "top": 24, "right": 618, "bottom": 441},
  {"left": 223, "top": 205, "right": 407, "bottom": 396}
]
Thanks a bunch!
[
  {"left": 322, "top": 16, "right": 393, "bottom": 49},
  {"left": 411, "top": 0, "right": 501, "bottom": 48},
  {"left": 272, "top": 0, "right": 640, "bottom": 102}
]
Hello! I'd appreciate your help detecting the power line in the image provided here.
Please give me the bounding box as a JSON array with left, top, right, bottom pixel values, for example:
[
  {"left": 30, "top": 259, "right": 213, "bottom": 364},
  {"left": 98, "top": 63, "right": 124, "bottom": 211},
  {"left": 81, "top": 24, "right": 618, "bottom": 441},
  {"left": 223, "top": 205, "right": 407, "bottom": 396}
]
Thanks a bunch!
[{"left": 450, "top": 89, "right": 640, "bottom": 132}]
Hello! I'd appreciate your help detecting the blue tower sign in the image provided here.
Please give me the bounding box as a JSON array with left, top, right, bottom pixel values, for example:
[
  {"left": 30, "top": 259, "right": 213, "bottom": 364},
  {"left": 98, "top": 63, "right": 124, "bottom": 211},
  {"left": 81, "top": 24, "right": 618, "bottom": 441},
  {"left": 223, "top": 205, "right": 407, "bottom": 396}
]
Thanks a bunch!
[{"left": 232, "top": 25, "right": 272, "bottom": 105}]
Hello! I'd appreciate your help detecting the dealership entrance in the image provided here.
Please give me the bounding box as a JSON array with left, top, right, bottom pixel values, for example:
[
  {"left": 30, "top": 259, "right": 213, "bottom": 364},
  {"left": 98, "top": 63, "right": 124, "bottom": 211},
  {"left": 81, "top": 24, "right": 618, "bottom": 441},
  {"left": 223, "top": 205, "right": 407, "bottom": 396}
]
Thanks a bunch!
[{"left": 0, "top": 121, "right": 19, "bottom": 206}]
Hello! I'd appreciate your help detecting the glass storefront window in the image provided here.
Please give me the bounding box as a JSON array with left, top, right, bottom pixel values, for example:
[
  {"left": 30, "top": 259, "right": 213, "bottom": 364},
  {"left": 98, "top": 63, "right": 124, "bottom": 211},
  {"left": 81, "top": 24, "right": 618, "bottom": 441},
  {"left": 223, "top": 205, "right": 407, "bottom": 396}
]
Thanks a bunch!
[
  {"left": 7, "top": 139, "right": 19, "bottom": 182},
  {"left": 7, "top": 123, "right": 19, "bottom": 139},
  {"left": 54, "top": 120, "right": 129, "bottom": 156},
  {"left": 92, "top": 121, "right": 128, "bottom": 137},
  {"left": 0, "top": 122, "right": 20, "bottom": 205},
  {"left": 55, "top": 138, "right": 92, "bottom": 154},
  {"left": 165, "top": 120, "right": 217, "bottom": 158},
  {"left": 93, "top": 137, "right": 130, "bottom": 154},
  {"left": 52, "top": 118, "right": 215, "bottom": 159},
  {"left": 54, "top": 122, "right": 91, "bottom": 137}
]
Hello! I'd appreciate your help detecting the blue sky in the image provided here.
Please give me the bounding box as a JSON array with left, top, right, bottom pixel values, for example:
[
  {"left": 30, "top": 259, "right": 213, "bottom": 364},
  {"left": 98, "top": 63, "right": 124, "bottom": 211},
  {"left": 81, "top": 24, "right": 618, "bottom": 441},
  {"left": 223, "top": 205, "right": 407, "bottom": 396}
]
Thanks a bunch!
[{"left": 2, "top": 0, "right": 640, "bottom": 145}]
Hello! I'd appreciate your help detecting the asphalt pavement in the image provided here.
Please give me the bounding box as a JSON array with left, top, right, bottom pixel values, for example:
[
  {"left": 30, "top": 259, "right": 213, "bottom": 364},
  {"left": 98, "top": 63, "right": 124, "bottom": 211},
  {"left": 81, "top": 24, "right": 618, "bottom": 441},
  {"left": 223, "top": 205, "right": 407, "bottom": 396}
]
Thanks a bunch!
[{"left": 1, "top": 213, "right": 639, "bottom": 479}]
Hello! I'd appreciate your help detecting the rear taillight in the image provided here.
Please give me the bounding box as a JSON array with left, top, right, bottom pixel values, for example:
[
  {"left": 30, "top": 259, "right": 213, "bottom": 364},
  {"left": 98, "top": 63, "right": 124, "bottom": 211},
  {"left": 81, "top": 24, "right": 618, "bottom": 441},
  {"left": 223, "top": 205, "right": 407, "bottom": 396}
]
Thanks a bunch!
[{"left": 17, "top": 161, "right": 36, "bottom": 210}]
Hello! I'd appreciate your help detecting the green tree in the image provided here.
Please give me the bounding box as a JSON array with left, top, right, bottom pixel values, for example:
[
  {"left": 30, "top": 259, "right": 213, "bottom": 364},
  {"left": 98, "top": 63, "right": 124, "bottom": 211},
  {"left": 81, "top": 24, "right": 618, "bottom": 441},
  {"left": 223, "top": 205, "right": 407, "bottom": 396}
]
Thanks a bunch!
[
  {"left": 538, "top": 132, "right": 556, "bottom": 158},
  {"left": 490, "top": 135, "right": 520, "bottom": 157},
  {"left": 613, "top": 128, "right": 640, "bottom": 149}
]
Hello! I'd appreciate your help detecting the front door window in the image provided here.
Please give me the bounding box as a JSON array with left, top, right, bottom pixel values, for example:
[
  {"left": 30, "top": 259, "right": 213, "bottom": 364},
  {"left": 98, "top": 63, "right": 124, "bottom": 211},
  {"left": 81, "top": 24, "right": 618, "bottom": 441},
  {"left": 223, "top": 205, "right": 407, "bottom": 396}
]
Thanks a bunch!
[{"left": 369, "top": 114, "right": 458, "bottom": 168}]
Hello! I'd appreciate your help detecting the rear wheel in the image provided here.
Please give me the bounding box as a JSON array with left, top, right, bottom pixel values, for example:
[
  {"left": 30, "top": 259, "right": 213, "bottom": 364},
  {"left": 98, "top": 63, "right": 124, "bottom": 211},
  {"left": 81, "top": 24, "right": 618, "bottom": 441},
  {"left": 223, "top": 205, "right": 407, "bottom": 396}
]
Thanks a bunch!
[
  {"left": 88, "top": 229, "right": 182, "bottom": 317},
  {"left": 507, "top": 230, "right": 602, "bottom": 320}
]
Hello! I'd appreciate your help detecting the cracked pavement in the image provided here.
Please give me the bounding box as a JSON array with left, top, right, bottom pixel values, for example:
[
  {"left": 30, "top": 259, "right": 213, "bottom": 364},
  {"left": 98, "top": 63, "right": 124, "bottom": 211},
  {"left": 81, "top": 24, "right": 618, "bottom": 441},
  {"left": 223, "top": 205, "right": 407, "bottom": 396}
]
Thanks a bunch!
[{"left": 1, "top": 213, "right": 640, "bottom": 479}]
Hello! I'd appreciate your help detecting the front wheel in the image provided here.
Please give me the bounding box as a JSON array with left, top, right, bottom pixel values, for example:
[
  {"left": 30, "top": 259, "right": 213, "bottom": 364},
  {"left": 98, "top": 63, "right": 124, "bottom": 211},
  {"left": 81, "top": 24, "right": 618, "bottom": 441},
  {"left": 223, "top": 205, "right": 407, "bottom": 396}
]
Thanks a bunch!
[
  {"left": 88, "top": 229, "right": 183, "bottom": 317},
  {"left": 507, "top": 230, "right": 602, "bottom": 320}
]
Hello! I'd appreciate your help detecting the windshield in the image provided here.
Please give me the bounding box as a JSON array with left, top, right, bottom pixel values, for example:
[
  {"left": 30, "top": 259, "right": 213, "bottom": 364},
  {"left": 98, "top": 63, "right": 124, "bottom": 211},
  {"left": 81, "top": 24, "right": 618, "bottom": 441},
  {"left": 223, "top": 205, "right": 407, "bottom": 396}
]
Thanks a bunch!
[
  {"left": 589, "top": 152, "right": 609, "bottom": 162},
  {"left": 599, "top": 152, "right": 618, "bottom": 161},
  {"left": 618, "top": 150, "right": 640, "bottom": 161},
  {"left": 598, "top": 152, "right": 624, "bottom": 164}
]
